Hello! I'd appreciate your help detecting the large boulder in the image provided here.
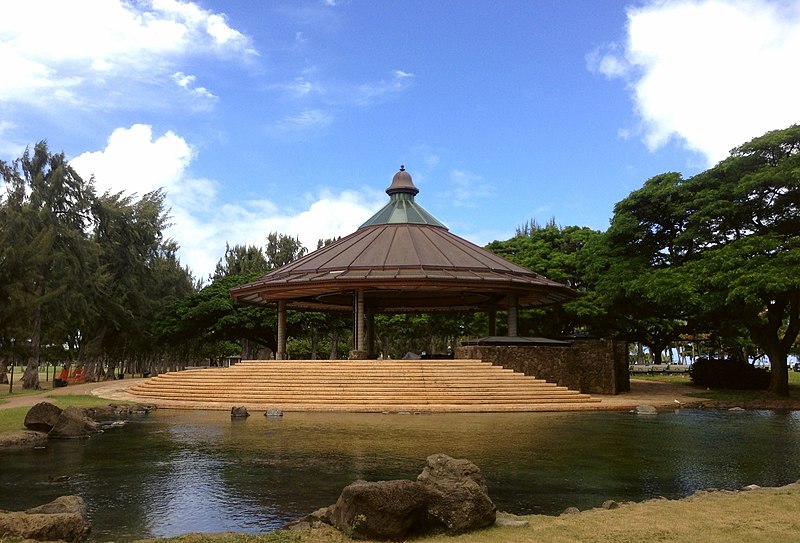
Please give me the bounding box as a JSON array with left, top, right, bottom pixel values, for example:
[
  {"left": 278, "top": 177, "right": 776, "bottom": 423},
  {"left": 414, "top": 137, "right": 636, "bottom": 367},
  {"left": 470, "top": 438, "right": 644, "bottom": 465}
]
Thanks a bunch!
[
  {"left": 0, "top": 495, "right": 90, "bottom": 541},
  {"left": 24, "top": 402, "right": 63, "bottom": 432},
  {"left": 416, "top": 453, "right": 496, "bottom": 534},
  {"left": 328, "top": 479, "right": 431, "bottom": 540},
  {"left": 48, "top": 406, "right": 100, "bottom": 439}
]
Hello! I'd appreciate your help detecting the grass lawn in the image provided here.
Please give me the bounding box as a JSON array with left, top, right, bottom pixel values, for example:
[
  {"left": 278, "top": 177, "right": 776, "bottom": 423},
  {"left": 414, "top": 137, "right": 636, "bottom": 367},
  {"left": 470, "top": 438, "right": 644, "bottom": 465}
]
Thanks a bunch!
[
  {"left": 633, "top": 368, "right": 800, "bottom": 403},
  {"left": 124, "top": 484, "right": 800, "bottom": 543},
  {"left": 0, "top": 394, "right": 131, "bottom": 434}
]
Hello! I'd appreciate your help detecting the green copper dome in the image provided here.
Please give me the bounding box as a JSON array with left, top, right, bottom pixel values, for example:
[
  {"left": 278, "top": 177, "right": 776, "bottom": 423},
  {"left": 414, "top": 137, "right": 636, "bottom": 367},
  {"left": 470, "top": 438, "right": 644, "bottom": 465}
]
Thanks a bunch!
[{"left": 359, "top": 166, "right": 447, "bottom": 229}]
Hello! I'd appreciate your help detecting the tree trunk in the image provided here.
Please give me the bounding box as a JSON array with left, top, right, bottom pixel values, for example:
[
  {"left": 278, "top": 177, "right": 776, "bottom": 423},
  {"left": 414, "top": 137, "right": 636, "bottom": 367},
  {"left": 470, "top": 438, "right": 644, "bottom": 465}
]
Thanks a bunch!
[
  {"left": 749, "top": 293, "right": 799, "bottom": 397},
  {"left": 329, "top": 330, "right": 339, "bottom": 360},
  {"left": 311, "top": 328, "right": 319, "bottom": 360},
  {"left": 0, "top": 358, "right": 8, "bottom": 385},
  {"left": 23, "top": 294, "right": 43, "bottom": 389}
]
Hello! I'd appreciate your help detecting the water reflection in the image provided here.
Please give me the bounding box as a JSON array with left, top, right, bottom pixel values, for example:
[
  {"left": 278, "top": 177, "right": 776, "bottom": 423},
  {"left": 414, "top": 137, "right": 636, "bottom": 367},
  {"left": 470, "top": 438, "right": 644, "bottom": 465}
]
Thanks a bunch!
[{"left": 1, "top": 409, "right": 798, "bottom": 541}]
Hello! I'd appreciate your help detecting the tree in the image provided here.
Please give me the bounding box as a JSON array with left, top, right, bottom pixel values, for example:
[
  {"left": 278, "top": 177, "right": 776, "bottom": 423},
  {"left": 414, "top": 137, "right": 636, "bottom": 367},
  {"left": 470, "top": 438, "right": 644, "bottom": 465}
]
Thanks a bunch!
[
  {"left": 266, "top": 232, "right": 307, "bottom": 268},
  {"left": 595, "top": 125, "right": 800, "bottom": 392},
  {"left": 580, "top": 173, "right": 698, "bottom": 362},
  {"left": 154, "top": 272, "right": 279, "bottom": 361},
  {"left": 82, "top": 189, "right": 193, "bottom": 379},
  {"left": 0, "top": 142, "right": 95, "bottom": 389},
  {"left": 212, "top": 243, "right": 268, "bottom": 280},
  {"left": 680, "top": 125, "right": 800, "bottom": 394},
  {"left": 486, "top": 223, "right": 604, "bottom": 337}
]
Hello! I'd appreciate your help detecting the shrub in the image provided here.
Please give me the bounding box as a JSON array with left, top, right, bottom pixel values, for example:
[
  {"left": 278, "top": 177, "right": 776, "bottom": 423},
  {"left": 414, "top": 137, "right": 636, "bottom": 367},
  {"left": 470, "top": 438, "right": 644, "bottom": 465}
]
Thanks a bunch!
[{"left": 689, "top": 357, "right": 770, "bottom": 390}]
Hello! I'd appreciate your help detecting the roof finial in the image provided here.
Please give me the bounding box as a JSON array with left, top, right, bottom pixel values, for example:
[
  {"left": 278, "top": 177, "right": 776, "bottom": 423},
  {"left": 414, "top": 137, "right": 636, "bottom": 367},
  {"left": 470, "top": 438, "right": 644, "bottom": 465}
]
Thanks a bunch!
[{"left": 386, "top": 165, "right": 419, "bottom": 196}]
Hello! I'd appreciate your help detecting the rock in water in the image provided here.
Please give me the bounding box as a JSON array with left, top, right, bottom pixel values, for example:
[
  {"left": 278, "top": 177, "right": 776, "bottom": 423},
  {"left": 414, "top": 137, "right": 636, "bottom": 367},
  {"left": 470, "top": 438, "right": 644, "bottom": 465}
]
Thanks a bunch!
[
  {"left": 47, "top": 406, "right": 100, "bottom": 439},
  {"left": 416, "top": 453, "right": 497, "bottom": 534},
  {"left": 231, "top": 406, "right": 250, "bottom": 418},
  {"left": 632, "top": 405, "right": 658, "bottom": 415},
  {"left": 24, "top": 402, "right": 63, "bottom": 433}
]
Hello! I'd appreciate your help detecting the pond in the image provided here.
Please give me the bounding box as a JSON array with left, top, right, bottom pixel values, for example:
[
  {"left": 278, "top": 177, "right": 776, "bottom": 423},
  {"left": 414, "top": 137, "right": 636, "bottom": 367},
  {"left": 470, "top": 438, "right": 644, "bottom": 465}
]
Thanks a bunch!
[{"left": 2, "top": 408, "right": 800, "bottom": 541}]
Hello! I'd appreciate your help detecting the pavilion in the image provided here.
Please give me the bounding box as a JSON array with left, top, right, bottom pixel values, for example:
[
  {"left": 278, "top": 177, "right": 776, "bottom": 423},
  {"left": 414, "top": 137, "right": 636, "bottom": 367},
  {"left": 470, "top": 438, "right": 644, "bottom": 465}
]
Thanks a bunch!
[{"left": 230, "top": 166, "right": 577, "bottom": 360}]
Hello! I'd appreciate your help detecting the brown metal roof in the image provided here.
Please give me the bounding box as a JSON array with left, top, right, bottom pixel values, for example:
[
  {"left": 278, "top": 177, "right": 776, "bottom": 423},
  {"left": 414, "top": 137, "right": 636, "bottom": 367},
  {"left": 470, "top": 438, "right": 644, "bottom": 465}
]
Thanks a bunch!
[{"left": 230, "top": 167, "right": 576, "bottom": 312}]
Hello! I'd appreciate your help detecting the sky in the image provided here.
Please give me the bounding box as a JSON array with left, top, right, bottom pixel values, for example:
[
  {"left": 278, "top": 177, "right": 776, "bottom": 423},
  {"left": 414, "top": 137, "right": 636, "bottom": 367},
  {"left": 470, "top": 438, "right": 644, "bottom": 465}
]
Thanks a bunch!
[{"left": 2, "top": 0, "right": 799, "bottom": 281}]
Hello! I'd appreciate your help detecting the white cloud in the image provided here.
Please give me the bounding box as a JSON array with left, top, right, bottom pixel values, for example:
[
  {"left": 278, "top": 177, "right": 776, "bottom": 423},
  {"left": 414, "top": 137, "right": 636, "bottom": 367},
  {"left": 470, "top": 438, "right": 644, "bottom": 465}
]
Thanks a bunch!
[
  {"left": 172, "top": 71, "right": 218, "bottom": 102},
  {"left": 594, "top": 0, "right": 800, "bottom": 166},
  {"left": 269, "top": 108, "right": 335, "bottom": 136},
  {"left": 0, "top": 0, "right": 255, "bottom": 109},
  {"left": 71, "top": 124, "right": 194, "bottom": 197},
  {"left": 353, "top": 70, "right": 415, "bottom": 106},
  {"left": 441, "top": 169, "right": 495, "bottom": 208},
  {"left": 70, "top": 124, "right": 384, "bottom": 279}
]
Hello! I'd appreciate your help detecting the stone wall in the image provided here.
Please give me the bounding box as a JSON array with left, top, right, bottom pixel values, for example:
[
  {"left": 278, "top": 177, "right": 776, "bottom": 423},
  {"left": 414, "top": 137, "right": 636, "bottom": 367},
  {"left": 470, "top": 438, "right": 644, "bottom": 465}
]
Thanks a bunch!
[{"left": 455, "top": 338, "right": 629, "bottom": 395}]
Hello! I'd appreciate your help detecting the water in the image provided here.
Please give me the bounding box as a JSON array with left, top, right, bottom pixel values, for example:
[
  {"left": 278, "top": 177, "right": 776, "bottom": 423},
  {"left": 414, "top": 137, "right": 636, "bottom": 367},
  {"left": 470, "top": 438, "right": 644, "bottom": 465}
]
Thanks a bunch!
[{"left": 2, "top": 409, "right": 799, "bottom": 541}]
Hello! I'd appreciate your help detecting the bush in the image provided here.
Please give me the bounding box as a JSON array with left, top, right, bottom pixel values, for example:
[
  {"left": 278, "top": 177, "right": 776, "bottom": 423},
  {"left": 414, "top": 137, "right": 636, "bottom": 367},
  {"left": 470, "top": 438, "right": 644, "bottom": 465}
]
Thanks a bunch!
[{"left": 689, "top": 357, "right": 770, "bottom": 390}]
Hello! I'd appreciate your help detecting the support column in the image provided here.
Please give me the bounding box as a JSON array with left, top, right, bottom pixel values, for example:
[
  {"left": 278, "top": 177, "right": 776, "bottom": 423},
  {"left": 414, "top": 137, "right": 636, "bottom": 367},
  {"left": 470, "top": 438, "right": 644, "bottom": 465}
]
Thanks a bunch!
[
  {"left": 276, "top": 300, "right": 287, "bottom": 360},
  {"left": 506, "top": 294, "right": 518, "bottom": 337},
  {"left": 366, "top": 305, "right": 375, "bottom": 358},
  {"left": 487, "top": 304, "right": 497, "bottom": 336},
  {"left": 356, "top": 289, "right": 366, "bottom": 351},
  {"left": 350, "top": 290, "right": 368, "bottom": 359}
]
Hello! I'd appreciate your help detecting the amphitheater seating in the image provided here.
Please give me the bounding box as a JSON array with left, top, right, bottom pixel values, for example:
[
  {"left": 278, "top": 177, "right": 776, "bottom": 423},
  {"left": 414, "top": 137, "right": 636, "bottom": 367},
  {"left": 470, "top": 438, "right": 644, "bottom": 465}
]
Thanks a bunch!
[{"left": 127, "top": 359, "right": 600, "bottom": 412}]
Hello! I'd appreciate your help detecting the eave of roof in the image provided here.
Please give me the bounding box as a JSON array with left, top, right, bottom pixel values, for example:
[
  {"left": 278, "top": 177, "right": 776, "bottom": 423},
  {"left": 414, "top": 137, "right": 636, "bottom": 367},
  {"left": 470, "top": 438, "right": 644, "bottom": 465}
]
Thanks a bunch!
[{"left": 230, "top": 167, "right": 577, "bottom": 311}]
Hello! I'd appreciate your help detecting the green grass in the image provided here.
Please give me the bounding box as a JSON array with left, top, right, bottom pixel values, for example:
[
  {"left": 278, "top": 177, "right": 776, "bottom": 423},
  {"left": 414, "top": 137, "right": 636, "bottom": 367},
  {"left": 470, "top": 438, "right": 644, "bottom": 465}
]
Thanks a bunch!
[
  {"left": 0, "top": 394, "right": 131, "bottom": 434},
  {"left": 634, "top": 368, "right": 800, "bottom": 402},
  {"left": 0, "top": 407, "right": 32, "bottom": 434}
]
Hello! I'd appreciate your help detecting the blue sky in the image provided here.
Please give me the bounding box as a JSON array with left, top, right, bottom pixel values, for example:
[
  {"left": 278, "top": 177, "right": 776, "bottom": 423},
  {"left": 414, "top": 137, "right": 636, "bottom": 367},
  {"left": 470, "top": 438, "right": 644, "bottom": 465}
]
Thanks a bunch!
[{"left": 2, "top": 0, "right": 799, "bottom": 280}]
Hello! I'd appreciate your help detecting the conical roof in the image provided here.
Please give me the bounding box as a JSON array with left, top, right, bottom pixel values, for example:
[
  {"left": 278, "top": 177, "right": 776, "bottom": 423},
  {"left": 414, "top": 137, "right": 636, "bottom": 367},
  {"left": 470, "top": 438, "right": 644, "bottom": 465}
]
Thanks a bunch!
[{"left": 231, "top": 167, "right": 576, "bottom": 312}]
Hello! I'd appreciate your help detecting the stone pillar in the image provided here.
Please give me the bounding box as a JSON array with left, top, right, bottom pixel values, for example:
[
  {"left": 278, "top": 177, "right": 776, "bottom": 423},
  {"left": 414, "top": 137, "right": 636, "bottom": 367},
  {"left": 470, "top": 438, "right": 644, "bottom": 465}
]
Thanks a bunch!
[
  {"left": 506, "top": 294, "right": 518, "bottom": 337},
  {"left": 276, "top": 300, "right": 287, "bottom": 360}
]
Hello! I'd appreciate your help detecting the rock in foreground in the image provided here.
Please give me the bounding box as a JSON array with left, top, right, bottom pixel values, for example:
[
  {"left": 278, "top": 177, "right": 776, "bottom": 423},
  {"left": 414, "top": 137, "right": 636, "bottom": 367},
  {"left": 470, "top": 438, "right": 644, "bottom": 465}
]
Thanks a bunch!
[
  {"left": 417, "top": 452, "right": 497, "bottom": 534},
  {"left": 0, "top": 495, "right": 90, "bottom": 541},
  {"left": 291, "top": 454, "right": 496, "bottom": 540}
]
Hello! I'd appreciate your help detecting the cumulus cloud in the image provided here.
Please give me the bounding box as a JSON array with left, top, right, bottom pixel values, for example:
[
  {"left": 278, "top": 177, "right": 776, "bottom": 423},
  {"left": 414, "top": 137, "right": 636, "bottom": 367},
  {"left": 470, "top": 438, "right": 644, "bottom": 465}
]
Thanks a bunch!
[
  {"left": 0, "top": 0, "right": 255, "bottom": 109},
  {"left": 589, "top": 0, "right": 800, "bottom": 165},
  {"left": 70, "top": 124, "right": 384, "bottom": 279}
]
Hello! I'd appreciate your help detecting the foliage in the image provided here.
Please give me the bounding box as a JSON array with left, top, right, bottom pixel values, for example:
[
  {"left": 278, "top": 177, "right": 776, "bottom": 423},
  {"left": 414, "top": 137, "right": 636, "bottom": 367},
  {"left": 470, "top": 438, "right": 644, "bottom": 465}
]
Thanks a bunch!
[
  {"left": 212, "top": 243, "right": 268, "bottom": 281},
  {"left": 153, "top": 272, "right": 276, "bottom": 360},
  {"left": 0, "top": 142, "right": 194, "bottom": 384},
  {"left": 590, "top": 125, "right": 800, "bottom": 392},
  {"left": 486, "top": 223, "right": 604, "bottom": 337},
  {"left": 266, "top": 231, "right": 307, "bottom": 268},
  {"left": 689, "top": 358, "right": 770, "bottom": 390}
]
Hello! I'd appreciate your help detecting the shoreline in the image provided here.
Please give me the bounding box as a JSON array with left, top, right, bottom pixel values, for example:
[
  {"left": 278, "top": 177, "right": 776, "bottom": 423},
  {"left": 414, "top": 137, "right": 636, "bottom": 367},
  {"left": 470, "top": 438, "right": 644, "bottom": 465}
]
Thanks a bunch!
[{"left": 3, "top": 377, "right": 800, "bottom": 414}]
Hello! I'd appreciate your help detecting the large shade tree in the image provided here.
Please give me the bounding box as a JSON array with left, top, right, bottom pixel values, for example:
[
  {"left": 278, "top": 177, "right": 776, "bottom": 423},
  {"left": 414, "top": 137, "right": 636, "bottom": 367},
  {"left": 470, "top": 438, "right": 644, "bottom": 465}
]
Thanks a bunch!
[
  {"left": 594, "top": 125, "right": 800, "bottom": 393},
  {"left": 681, "top": 125, "right": 800, "bottom": 395}
]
